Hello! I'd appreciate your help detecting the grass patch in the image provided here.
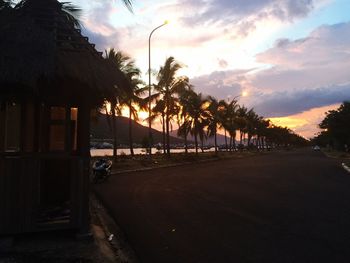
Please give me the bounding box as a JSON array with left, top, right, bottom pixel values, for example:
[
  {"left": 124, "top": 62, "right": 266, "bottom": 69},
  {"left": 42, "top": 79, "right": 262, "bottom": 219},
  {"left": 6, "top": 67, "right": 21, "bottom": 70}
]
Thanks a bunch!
[{"left": 91, "top": 150, "right": 265, "bottom": 174}]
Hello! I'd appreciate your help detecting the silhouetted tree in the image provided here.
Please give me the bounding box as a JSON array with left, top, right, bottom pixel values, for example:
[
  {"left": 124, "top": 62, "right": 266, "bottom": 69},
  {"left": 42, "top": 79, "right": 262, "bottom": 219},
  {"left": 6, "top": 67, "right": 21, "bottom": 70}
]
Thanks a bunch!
[{"left": 316, "top": 101, "right": 350, "bottom": 150}]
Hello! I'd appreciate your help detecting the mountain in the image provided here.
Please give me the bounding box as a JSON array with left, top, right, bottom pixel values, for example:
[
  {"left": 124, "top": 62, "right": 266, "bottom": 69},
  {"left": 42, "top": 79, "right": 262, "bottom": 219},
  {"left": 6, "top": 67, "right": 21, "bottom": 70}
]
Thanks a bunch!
[
  {"left": 169, "top": 130, "right": 234, "bottom": 146},
  {"left": 90, "top": 113, "right": 184, "bottom": 144}
]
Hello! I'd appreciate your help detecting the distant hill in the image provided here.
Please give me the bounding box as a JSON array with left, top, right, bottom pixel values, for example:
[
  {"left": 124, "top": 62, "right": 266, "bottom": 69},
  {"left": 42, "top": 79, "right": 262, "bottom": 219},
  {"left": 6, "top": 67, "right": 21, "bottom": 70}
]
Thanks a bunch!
[
  {"left": 169, "top": 130, "right": 235, "bottom": 146},
  {"left": 90, "top": 113, "right": 184, "bottom": 144}
]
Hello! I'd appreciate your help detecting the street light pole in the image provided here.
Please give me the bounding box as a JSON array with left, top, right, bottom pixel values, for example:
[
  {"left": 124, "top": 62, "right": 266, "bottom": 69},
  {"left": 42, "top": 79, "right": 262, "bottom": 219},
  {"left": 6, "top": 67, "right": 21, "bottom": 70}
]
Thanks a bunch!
[{"left": 148, "top": 21, "right": 168, "bottom": 157}]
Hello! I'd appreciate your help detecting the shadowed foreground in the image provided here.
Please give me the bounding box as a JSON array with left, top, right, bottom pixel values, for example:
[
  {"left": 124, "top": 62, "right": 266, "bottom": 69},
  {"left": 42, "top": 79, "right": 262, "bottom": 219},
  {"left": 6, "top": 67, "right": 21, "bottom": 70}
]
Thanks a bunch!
[{"left": 94, "top": 150, "right": 350, "bottom": 262}]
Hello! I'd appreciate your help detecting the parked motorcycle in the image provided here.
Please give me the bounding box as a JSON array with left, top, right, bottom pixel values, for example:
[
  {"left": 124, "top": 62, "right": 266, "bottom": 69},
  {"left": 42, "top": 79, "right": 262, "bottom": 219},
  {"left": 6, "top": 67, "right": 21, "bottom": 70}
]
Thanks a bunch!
[{"left": 92, "top": 159, "right": 112, "bottom": 183}]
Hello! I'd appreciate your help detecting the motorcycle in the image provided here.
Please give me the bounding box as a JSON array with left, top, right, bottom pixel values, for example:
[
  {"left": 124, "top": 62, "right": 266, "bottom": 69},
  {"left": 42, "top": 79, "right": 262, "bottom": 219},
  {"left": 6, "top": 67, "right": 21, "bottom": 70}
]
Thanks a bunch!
[{"left": 92, "top": 159, "right": 112, "bottom": 183}]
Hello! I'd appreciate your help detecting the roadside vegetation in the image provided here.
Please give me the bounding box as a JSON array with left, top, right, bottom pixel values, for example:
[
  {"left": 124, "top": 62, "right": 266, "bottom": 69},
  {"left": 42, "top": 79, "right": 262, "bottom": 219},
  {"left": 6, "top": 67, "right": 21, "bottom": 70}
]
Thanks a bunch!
[
  {"left": 92, "top": 150, "right": 265, "bottom": 174},
  {"left": 312, "top": 101, "right": 350, "bottom": 153}
]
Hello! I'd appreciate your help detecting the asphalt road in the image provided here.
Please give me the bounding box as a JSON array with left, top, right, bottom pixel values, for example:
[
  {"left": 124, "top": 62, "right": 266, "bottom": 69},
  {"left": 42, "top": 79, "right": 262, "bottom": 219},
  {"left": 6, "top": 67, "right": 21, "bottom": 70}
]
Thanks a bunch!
[{"left": 94, "top": 149, "right": 350, "bottom": 263}]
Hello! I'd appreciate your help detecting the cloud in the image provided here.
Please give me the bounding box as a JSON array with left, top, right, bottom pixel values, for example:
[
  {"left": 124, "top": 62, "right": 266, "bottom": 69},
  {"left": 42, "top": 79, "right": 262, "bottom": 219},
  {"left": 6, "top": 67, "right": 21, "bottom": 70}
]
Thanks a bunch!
[
  {"left": 144, "top": 0, "right": 316, "bottom": 44},
  {"left": 179, "top": 0, "right": 314, "bottom": 27},
  {"left": 256, "top": 22, "right": 350, "bottom": 71},
  {"left": 187, "top": 21, "right": 350, "bottom": 118},
  {"left": 78, "top": 0, "right": 322, "bottom": 80},
  {"left": 190, "top": 69, "right": 255, "bottom": 99},
  {"left": 82, "top": 2, "right": 117, "bottom": 35},
  {"left": 252, "top": 83, "right": 350, "bottom": 117},
  {"left": 246, "top": 22, "right": 350, "bottom": 115}
]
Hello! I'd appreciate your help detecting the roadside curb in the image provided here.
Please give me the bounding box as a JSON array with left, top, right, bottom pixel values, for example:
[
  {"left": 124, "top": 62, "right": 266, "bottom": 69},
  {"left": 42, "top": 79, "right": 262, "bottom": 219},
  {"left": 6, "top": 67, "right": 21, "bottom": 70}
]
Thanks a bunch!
[
  {"left": 342, "top": 163, "right": 350, "bottom": 173},
  {"left": 90, "top": 193, "right": 139, "bottom": 263},
  {"left": 321, "top": 150, "right": 350, "bottom": 174}
]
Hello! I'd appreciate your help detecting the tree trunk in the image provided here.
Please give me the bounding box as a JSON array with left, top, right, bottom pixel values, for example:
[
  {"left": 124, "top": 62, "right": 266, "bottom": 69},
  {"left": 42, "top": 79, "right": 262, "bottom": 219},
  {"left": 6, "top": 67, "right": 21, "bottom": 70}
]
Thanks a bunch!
[
  {"left": 111, "top": 107, "right": 117, "bottom": 161},
  {"left": 261, "top": 137, "right": 265, "bottom": 150},
  {"left": 201, "top": 138, "right": 204, "bottom": 153},
  {"left": 162, "top": 114, "right": 166, "bottom": 155},
  {"left": 248, "top": 134, "right": 252, "bottom": 147},
  {"left": 229, "top": 136, "right": 233, "bottom": 153},
  {"left": 240, "top": 131, "right": 243, "bottom": 145},
  {"left": 194, "top": 132, "right": 198, "bottom": 155},
  {"left": 224, "top": 129, "right": 228, "bottom": 152},
  {"left": 184, "top": 126, "right": 188, "bottom": 154},
  {"left": 232, "top": 131, "right": 236, "bottom": 150},
  {"left": 166, "top": 112, "right": 170, "bottom": 157},
  {"left": 214, "top": 130, "right": 217, "bottom": 154},
  {"left": 165, "top": 91, "right": 171, "bottom": 157},
  {"left": 128, "top": 106, "right": 134, "bottom": 156},
  {"left": 105, "top": 105, "right": 111, "bottom": 130}
]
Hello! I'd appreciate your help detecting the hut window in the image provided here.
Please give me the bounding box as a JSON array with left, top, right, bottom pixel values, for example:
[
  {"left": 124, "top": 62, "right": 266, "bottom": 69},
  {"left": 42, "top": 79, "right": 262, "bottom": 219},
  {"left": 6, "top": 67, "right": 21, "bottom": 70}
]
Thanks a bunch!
[
  {"left": 0, "top": 102, "right": 21, "bottom": 152},
  {"left": 48, "top": 106, "right": 78, "bottom": 152}
]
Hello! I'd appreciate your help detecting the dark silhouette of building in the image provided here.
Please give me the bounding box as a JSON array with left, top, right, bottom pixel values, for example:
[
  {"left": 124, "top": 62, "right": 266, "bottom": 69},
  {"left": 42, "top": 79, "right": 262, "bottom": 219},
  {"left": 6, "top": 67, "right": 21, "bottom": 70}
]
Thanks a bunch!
[{"left": 0, "top": 0, "right": 128, "bottom": 235}]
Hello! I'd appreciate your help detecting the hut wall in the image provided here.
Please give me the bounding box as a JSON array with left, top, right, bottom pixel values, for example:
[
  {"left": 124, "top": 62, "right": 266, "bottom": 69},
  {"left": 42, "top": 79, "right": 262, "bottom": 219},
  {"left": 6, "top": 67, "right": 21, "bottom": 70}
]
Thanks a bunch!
[{"left": 0, "top": 155, "right": 85, "bottom": 234}]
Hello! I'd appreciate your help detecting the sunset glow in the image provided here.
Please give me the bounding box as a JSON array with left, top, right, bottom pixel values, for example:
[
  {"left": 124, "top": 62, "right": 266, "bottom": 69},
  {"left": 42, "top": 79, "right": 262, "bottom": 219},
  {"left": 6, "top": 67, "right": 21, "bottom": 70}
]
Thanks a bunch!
[{"left": 268, "top": 104, "right": 341, "bottom": 139}]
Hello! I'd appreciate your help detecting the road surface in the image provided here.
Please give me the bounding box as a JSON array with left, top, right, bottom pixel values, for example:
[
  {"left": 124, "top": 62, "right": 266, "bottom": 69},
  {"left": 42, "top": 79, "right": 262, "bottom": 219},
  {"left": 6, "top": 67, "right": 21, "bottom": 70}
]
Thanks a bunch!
[{"left": 94, "top": 149, "right": 350, "bottom": 262}]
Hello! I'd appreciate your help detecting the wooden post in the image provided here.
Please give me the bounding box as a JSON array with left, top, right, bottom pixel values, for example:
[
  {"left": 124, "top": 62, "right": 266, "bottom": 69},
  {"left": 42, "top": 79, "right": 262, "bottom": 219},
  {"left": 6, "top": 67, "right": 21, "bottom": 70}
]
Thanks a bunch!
[{"left": 76, "top": 102, "right": 91, "bottom": 238}]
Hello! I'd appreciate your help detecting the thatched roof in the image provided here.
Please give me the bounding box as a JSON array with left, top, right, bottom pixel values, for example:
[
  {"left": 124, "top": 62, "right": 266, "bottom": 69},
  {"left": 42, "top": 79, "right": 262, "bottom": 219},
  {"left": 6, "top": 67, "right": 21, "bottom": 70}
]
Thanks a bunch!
[{"left": 0, "top": 0, "right": 129, "bottom": 105}]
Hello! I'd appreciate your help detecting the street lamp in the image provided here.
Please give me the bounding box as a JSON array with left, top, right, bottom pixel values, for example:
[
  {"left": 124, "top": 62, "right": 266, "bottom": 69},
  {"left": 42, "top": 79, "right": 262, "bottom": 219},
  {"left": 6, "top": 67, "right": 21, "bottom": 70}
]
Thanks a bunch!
[{"left": 148, "top": 20, "right": 168, "bottom": 157}]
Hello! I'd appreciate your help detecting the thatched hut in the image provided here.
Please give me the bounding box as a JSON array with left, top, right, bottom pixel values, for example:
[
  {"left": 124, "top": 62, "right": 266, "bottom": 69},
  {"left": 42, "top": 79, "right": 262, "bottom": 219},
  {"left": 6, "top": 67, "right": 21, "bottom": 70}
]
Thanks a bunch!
[{"left": 0, "top": 0, "right": 127, "bottom": 235}]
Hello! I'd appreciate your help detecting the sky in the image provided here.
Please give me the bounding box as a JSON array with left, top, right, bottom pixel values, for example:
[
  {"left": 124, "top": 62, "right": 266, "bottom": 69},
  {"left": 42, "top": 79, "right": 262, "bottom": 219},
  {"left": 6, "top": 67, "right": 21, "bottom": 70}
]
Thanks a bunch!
[{"left": 72, "top": 0, "right": 350, "bottom": 138}]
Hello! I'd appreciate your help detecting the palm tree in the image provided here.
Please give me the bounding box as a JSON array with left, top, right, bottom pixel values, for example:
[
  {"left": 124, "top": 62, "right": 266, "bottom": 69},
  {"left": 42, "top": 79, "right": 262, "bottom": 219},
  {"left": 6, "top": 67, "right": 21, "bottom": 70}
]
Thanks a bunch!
[
  {"left": 178, "top": 86, "right": 195, "bottom": 154},
  {"left": 225, "top": 99, "right": 239, "bottom": 151},
  {"left": 4, "top": 0, "right": 82, "bottom": 28},
  {"left": 256, "top": 118, "right": 270, "bottom": 150},
  {"left": 104, "top": 49, "right": 135, "bottom": 159},
  {"left": 105, "top": 48, "right": 145, "bottom": 156},
  {"left": 0, "top": 0, "right": 11, "bottom": 10},
  {"left": 185, "top": 91, "right": 209, "bottom": 154},
  {"left": 154, "top": 57, "right": 188, "bottom": 156},
  {"left": 216, "top": 100, "right": 229, "bottom": 151},
  {"left": 207, "top": 96, "right": 221, "bottom": 154},
  {"left": 245, "top": 108, "right": 259, "bottom": 147},
  {"left": 120, "top": 0, "right": 133, "bottom": 12},
  {"left": 120, "top": 73, "right": 146, "bottom": 156},
  {"left": 1, "top": 0, "right": 133, "bottom": 26},
  {"left": 236, "top": 105, "right": 248, "bottom": 146},
  {"left": 151, "top": 97, "right": 167, "bottom": 154}
]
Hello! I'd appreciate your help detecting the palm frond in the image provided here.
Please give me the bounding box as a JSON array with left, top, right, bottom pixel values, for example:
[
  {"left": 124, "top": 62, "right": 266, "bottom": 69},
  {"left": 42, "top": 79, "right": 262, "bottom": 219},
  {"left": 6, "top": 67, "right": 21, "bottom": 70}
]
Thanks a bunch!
[
  {"left": 61, "top": 2, "right": 82, "bottom": 28},
  {"left": 120, "top": 0, "right": 133, "bottom": 13},
  {"left": 0, "top": 0, "right": 12, "bottom": 10}
]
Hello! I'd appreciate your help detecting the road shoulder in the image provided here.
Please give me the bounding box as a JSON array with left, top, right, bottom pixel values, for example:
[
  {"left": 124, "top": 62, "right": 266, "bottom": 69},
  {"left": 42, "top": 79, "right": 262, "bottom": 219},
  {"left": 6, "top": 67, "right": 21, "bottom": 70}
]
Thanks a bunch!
[{"left": 321, "top": 149, "right": 350, "bottom": 174}]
